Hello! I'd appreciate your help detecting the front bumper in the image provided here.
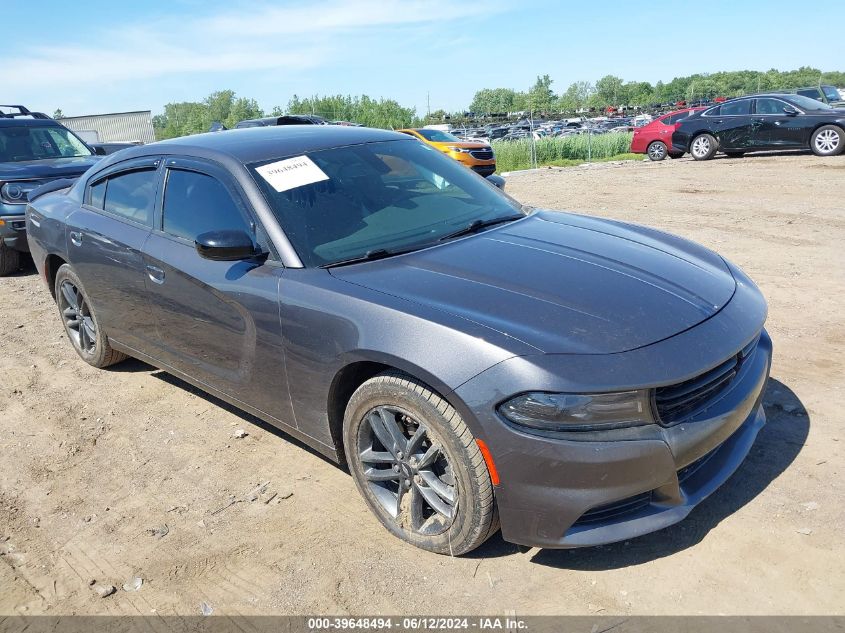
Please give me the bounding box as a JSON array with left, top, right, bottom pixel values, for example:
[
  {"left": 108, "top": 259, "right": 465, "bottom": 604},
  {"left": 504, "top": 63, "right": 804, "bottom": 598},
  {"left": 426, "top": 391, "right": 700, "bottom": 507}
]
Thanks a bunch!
[
  {"left": 0, "top": 214, "right": 29, "bottom": 252},
  {"left": 459, "top": 331, "right": 771, "bottom": 549}
]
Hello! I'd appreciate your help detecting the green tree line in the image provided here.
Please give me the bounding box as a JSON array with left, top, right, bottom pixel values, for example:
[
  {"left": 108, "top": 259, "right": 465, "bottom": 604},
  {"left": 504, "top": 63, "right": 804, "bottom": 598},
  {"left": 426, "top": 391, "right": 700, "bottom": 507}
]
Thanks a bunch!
[{"left": 469, "top": 67, "right": 845, "bottom": 115}]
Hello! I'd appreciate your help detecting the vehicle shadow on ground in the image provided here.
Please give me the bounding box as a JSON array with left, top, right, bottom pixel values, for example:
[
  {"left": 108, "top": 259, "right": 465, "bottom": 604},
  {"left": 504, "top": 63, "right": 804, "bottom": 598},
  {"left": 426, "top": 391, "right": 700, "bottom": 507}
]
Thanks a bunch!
[
  {"left": 712, "top": 149, "right": 812, "bottom": 160},
  {"left": 514, "top": 378, "right": 808, "bottom": 569},
  {"left": 112, "top": 361, "right": 344, "bottom": 467}
]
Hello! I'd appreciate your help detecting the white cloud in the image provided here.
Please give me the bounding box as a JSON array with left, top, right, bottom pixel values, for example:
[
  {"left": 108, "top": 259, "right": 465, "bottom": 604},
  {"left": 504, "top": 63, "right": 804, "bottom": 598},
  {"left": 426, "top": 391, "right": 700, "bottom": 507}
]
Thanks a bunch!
[{"left": 6, "top": 0, "right": 504, "bottom": 90}]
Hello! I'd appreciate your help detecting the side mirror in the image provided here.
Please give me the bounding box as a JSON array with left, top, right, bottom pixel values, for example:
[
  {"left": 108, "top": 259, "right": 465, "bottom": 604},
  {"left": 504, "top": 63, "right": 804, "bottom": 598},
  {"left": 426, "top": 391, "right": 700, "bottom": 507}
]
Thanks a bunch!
[
  {"left": 783, "top": 106, "right": 799, "bottom": 117},
  {"left": 486, "top": 174, "right": 506, "bottom": 190},
  {"left": 195, "top": 230, "right": 260, "bottom": 261}
]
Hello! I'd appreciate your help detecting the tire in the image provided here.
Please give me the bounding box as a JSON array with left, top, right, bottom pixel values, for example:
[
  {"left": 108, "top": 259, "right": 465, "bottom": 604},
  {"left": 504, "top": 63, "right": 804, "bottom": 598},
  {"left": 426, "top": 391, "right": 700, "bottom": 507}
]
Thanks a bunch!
[
  {"left": 343, "top": 371, "right": 498, "bottom": 555},
  {"left": 690, "top": 133, "right": 718, "bottom": 160},
  {"left": 668, "top": 152, "right": 684, "bottom": 159},
  {"left": 0, "top": 241, "right": 20, "bottom": 276},
  {"left": 647, "top": 141, "right": 668, "bottom": 161},
  {"left": 54, "top": 264, "right": 127, "bottom": 368},
  {"left": 811, "top": 125, "right": 844, "bottom": 157},
  {"left": 724, "top": 151, "right": 745, "bottom": 158}
]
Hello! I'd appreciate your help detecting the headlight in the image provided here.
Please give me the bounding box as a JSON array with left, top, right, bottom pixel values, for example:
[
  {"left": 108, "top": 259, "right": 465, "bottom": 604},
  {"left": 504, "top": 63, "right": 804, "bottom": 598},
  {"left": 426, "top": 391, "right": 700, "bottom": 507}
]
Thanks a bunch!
[
  {"left": 446, "top": 146, "right": 472, "bottom": 153},
  {"left": 1, "top": 181, "right": 40, "bottom": 205},
  {"left": 498, "top": 390, "right": 652, "bottom": 432}
]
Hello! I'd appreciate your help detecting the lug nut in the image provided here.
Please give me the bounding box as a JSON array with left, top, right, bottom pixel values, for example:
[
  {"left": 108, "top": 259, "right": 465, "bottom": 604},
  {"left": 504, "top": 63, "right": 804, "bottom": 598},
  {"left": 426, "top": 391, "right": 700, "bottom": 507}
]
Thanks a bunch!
[
  {"left": 397, "top": 451, "right": 404, "bottom": 459},
  {"left": 393, "top": 464, "right": 400, "bottom": 472}
]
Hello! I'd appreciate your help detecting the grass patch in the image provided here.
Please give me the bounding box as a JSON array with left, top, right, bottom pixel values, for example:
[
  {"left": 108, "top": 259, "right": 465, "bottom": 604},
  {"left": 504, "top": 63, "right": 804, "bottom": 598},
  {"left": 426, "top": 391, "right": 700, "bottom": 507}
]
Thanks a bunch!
[{"left": 493, "top": 134, "right": 636, "bottom": 172}]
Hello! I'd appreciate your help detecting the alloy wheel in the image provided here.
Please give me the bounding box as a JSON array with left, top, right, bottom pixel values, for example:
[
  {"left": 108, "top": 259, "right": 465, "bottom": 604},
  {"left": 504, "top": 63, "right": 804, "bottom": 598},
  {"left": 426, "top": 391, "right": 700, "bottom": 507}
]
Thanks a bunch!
[
  {"left": 648, "top": 143, "right": 667, "bottom": 161},
  {"left": 815, "top": 129, "right": 840, "bottom": 154},
  {"left": 357, "top": 405, "right": 457, "bottom": 536},
  {"left": 691, "top": 136, "right": 710, "bottom": 158},
  {"left": 59, "top": 280, "right": 97, "bottom": 355}
]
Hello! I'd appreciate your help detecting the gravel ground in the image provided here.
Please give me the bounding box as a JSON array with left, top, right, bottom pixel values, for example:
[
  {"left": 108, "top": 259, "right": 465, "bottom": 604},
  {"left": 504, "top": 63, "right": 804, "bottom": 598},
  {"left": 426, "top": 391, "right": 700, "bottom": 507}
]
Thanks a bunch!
[{"left": 1, "top": 151, "right": 843, "bottom": 616}]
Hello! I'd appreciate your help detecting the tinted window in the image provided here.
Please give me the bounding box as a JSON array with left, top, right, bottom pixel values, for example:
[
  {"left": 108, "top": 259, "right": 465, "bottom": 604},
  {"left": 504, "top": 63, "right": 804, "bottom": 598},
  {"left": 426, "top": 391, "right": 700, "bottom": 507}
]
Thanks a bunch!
[
  {"left": 162, "top": 169, "right": 251, "bottom": 241},
  {"left": 720, "top": 100, "right": 751, "bottom": 116},
  {"left": 756, "top": 98, "right": 787, "bottom": 115},
  {"left": 797, "top": 88, "right": 821, "bottom": 100},
  {"left": 89, "top": 180, "right": 106, "bottom": 208},
  {"left": 704, "top": 106, "right": 721, "bottom": 117},
  {"left": 102, "top": 169, "right": 156, "bottom": 225},
  {"left": 822, "top": 85, "right": 841, "bottom": 101}
]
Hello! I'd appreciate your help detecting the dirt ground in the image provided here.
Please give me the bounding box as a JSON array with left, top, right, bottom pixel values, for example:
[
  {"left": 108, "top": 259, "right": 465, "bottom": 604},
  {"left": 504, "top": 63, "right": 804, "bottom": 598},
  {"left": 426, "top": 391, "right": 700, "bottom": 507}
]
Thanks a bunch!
[{"left": 1, "top": 152, "right": 843, "bottom": 616}]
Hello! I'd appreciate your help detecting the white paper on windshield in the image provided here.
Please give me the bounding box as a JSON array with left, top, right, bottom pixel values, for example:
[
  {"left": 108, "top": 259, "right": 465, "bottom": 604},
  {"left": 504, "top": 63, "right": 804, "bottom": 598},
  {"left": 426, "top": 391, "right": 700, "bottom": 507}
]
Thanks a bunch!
[{"left": 255, "top": 155, "right": 329, "bottom": 193}]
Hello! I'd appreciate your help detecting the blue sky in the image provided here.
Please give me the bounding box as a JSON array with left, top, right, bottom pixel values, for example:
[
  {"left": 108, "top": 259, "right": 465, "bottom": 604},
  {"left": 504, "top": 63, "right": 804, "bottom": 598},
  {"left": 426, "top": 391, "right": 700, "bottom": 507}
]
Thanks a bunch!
[{"left": 7, "top": 0, "right": 844, "bottom": 117}]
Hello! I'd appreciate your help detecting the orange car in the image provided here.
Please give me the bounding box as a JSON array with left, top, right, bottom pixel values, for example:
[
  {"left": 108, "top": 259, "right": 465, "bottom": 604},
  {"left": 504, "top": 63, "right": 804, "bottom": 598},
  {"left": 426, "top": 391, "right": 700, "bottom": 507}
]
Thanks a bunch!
[{"left": 396, "top": 128, "right": 496, "bottom": 176}]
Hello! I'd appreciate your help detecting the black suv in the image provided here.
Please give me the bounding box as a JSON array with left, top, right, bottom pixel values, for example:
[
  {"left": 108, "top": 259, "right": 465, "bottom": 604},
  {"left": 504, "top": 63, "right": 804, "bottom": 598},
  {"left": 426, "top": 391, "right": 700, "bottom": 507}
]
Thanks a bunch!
[{"left": 1, "top": 105, "right": 102, "bottom": 274}]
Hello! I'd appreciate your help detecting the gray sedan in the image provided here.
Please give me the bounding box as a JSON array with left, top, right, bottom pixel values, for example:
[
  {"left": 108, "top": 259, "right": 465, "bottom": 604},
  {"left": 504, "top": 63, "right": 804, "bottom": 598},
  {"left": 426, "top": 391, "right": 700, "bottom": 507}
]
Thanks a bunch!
[{"left": 26, "top": 126, "right": 771, "bottom": 554}]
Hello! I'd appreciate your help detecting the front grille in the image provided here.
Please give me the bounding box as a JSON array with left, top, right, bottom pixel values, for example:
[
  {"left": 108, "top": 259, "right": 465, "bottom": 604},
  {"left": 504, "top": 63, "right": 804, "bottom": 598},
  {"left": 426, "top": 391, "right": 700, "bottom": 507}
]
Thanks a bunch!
[
  {"left": 471, "top": 165, "right": 496, "bottom": 177},
  {"left": 573, "top": 491, "right": 653, "bottom": 526},
  {"left": 470, "top": 149, "right": 494, "bottom": 160},
  {"left": 654, "top": 335, "right": 759, "bottom": 426}
]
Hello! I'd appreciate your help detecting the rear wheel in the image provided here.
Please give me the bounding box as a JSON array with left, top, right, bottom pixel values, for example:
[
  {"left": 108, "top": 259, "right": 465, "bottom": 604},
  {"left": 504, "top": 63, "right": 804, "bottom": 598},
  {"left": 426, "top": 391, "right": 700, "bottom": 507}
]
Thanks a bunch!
[
  {"left": 690, "top": 133, "right": 718, "bottom": 160},
  {"left": 0, "top": 242, "right": 20, "bottom": 276},
  {"left": 343, "top": 371, "right": 498, "bottom": 555},
  {"left": 54, "top": 264, "right": 127, "bottom": 368},
  {"left": 647, "top": 141, "right": 668, "bottom": 161},
  {"left": 811, "top": 125, "right": 844, "bottom": 156}
]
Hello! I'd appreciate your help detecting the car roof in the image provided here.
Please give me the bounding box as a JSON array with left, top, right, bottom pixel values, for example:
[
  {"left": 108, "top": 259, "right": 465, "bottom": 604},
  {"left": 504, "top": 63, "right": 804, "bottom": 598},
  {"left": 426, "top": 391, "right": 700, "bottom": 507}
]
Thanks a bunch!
[
  {"left": 125, "top": 125, "right": 410, "bottom": 164},
  {"left": 0, "top": 117, "right": 64, "bottom": 128}
]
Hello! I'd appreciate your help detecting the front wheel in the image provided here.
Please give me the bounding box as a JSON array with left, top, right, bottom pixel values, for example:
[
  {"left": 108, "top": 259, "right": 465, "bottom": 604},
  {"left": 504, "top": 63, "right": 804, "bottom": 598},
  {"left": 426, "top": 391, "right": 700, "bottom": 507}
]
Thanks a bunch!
[
  {"left": 690, "top": 133, "right": 718, "bottom": 160},
  {"left": 647, "top": 141, "right": 668, "bottom": 161},
  {"left": 54, "top": 264, "right": 127, "bottom": 368},
  {"left": 343, "top": 371, "right": 498, "bottom": 555},
  {"left": 811, "top": 125, "right": 844, "bottom": 156},
  {"left": 0, "top": 241, "right": 20, "bottom": 276}
]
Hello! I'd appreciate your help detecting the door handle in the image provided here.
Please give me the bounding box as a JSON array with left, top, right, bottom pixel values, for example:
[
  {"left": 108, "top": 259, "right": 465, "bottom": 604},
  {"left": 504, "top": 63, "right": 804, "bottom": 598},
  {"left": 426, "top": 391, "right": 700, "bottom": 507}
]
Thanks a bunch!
[
  {"left": 69, "top": 231, "right": 82, "bottom": 247},
  {"left": 146, "top": 265, "right": 165, "bottom": 285}
]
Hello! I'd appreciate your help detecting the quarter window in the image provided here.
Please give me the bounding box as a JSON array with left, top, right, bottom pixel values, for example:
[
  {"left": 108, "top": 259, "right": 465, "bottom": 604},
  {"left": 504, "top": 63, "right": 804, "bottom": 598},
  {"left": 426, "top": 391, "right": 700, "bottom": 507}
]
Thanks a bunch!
[
  {"left": 720, "top": 100, "right": 751, "bottom": 116},
  {"left": 162, "top": 169, "right": 252, "bottom": 241}
]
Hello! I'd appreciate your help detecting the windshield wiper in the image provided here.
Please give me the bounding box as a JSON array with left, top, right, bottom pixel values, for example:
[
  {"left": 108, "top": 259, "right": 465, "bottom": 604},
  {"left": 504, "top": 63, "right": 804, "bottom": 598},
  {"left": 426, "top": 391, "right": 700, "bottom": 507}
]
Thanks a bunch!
[
  {"left": 322, "top": 248, "right": 410, "bottom": 269},
  {"left": 438, "top": 214, "right": 525, "bottom": 242}
]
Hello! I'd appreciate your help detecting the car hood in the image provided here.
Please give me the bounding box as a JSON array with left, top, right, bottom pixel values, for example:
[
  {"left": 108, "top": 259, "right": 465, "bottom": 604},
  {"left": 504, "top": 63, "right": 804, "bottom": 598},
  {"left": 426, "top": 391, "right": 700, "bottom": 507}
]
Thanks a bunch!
[
  {"left": 330, "top": 211, "right": 737, "bottom": 355},
  {"left": 0, "top": 156, "right": 102, "bottom": 181},
  {"left": 430, "top": 141, "right": 490, "bottom": 149}
]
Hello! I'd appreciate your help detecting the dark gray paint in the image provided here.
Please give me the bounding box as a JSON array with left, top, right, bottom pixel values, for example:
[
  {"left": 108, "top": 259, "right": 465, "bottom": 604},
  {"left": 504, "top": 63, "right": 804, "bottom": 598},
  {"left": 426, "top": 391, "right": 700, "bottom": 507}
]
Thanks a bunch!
[{"left": 26, "top": 126, "right": 771, "bottom": 548}]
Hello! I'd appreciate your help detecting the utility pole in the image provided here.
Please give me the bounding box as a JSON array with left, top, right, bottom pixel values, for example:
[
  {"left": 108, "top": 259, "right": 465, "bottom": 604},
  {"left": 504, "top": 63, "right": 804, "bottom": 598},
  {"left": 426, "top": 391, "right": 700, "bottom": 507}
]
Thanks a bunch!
[{"left": 427, "top": 92, "right": 430, "bottom": 119}]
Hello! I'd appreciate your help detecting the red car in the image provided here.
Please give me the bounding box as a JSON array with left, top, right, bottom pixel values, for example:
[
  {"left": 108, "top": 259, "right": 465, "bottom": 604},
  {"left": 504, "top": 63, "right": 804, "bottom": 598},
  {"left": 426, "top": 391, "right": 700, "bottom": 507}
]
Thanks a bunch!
[{"left": 630, "top": 107, "right": 705, "bottom": 161}]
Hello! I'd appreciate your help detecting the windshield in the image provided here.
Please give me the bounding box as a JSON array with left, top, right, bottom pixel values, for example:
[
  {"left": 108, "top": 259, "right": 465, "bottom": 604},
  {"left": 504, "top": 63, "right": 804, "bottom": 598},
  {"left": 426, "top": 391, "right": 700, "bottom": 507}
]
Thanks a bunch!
[
  {"left": 415, "top": 129, "right": 460, "bottom": 142},
  {"left": 249, "top": 139, "right": 523, "bottom": 267},
  {"left": 0, "top": 125, "right": 93, "bottom": 163},
  {"left": 788, "top": 94, "right": 833, "bottom": 111},
  {"left": 822, "top": 85, "right": 842, "bottom": 102}
]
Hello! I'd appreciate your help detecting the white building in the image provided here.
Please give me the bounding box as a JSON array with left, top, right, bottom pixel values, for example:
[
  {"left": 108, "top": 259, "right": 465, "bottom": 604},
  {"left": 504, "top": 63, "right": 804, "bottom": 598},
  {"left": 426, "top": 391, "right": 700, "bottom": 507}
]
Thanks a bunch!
[{"left": 59, "top": 110, "right": 156, "bottom": 144}]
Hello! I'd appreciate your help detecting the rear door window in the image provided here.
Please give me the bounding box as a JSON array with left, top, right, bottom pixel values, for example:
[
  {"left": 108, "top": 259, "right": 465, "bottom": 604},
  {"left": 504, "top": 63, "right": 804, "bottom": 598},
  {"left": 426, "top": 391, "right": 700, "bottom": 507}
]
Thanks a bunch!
[
  {"left": 102, "top": 170, "right": 157, "bottom": 225},
  {"left": 720, "top": 100, "right": 751, "bottom": 116},
  {"left": 87, "top": 168, "right": 157, "bottom": 225}
]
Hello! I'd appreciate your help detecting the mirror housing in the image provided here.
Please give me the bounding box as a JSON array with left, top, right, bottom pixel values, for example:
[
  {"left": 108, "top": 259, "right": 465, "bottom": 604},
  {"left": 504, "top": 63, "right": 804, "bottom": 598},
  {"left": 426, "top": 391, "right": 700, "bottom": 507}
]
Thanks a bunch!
[
  {"left": 195, "top": 230, "right": 260, "bottom": 261},
  {"left": 783, "top": 106, "right": 799, "bottom": 117},
  {"left": 486, "top": 174, "right": 506, "bottom": 190}
]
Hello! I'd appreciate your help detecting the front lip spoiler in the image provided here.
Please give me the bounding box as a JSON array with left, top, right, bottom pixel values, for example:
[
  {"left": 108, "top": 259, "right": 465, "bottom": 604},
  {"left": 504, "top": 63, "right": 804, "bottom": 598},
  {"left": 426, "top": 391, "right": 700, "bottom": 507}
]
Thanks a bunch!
[{"left": 559, "top": 405, "right": 765, "bottom": 547}]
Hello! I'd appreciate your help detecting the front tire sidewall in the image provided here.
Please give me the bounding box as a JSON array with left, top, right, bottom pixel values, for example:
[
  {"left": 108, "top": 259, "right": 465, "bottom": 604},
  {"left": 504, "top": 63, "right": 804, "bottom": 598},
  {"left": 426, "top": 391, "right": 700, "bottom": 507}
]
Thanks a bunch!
[
  {"left": 343, "top": 374, "right": 495, "bottom": 555},
  {"left": 811, "top": 125, "right": 844, "bottom": 157}
]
